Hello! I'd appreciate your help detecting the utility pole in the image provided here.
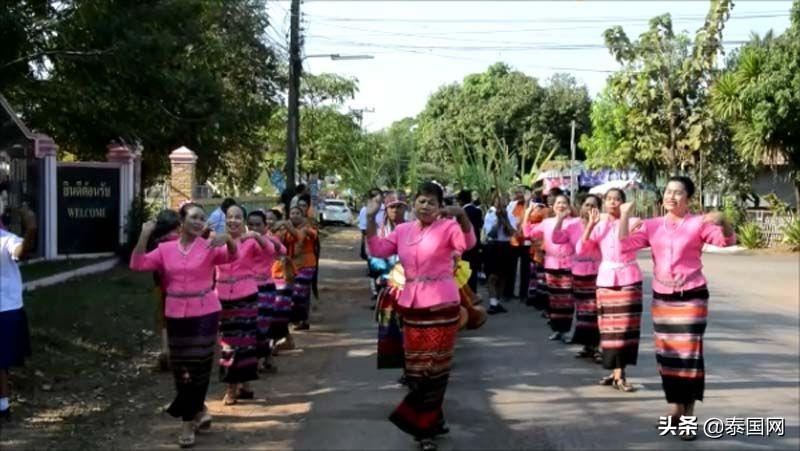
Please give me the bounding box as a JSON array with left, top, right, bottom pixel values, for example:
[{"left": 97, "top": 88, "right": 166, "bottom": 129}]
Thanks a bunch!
[
  {"left": 285, "top": 0, "right": 302, "bottom": 192},
  {"left": 570, "top": 119, "right": 576, "bottom": 205}
]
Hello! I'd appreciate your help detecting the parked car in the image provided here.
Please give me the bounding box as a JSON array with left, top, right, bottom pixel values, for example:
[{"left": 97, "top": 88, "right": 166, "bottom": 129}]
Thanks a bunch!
[{"left": 320, "top": 199, "right": 353, "bottom": 226}]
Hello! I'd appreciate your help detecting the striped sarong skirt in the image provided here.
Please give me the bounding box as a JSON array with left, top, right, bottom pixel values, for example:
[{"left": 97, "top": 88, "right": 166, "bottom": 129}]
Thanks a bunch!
[
  {"left": 597, "top": 283, "right": 643, "bottom": 369},
  {"left": 165, "top": 311, "right": 219, "bottom": 421},
  {"left": 271, "top": 277, "right": 293, "bottom": 340},
  {"left": 572, "top": 274, "right": 599, "bottom": 347},
  {"left": 390, "top": 303, "right": 460, "bottom": 439},
  {"left": 291, "top": 267, "right": 316, "bottom": 323},
  {"left": 545, "top": 269, "right": 574, "bottom": 332},
  {"left": 219, "top": 293, "right": 259, "bottom": 384},
  {"left": 528, "top": 262, "right": 547, "bottom": 310},
  {"left": 531, "top": 263, "right": 549, "bottom": 310},
  {"left": 376, "top": 285, "right": 404, "bottom": 369},
  {"left": 256, "top": 282, "right": 277, "bottom": 358},
  {"left": 652, "top": 286, "right": 709, "bottom": 404}
]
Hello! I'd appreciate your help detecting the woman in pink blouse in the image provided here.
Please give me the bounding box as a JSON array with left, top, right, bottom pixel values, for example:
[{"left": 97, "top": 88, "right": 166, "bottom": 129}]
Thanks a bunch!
[
  {"left": 215, "top": 204, "right": 281, "bottom": 406},
  {"left": 619, "top": 176, "right": 736, "bottom": 438},
  {"left": 246, "top": 210, "right": 287, "bottom": 373},
  {"left": 551, "top": 194, "right": 602, "bottom": 360},
  {"left": 130, "top": 202, "right": 237, "bottom": 448},
  {"left": 577, "top": 188, "right": 644, "bottom": 392},
  {"left": 523, "top": 194, "right": 576, "bottom": 342},
  {"left": 366, "top": 182, "right": 475, "bottom": 451}
]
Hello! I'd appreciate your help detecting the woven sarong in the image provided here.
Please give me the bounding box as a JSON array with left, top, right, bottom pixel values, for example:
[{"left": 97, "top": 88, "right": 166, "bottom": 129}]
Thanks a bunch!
[
  {"left": 571, "top": 274, "right": 599, "bottom": 347},
  {"left": 219, "top": 293, "right": 259, "bottom": 383},
  {"left": 165, "top": 312, "right": 219, "bottom": 421},
  {"left": 597, "top": 283, "right": 643, "bottom": 369},
  {"left": 653, "top": 286, "right": 709, "bottom": 404},
  {"left": 389, "top": 304, "right": 460, "bottom": 439},
  {"left": 545, "top": 269, "right": 573, "bottom": 332}
]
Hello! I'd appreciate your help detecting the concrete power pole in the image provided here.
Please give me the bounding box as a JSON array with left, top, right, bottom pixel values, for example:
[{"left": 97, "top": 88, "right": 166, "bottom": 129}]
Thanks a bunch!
[
  {"left": 285, "top": 0, "right": 302, "bottom": 191},
  {"left": 570, "top": 119, "right": 577, "bottom": 205}
]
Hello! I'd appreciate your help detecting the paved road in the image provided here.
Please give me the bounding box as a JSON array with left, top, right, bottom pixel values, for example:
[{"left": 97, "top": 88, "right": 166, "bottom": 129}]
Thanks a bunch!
[
  {"left": 293, "top": 230, "right": 799, "bottom": 450},
  {"left": 131, "top": 228, "right": 799, "bottom": 450}
]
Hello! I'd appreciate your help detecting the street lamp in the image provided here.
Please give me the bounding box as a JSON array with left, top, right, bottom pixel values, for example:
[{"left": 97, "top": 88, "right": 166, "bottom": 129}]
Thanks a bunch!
[{"left": 285, "top": 51, "right": 373, "bottom": 195}]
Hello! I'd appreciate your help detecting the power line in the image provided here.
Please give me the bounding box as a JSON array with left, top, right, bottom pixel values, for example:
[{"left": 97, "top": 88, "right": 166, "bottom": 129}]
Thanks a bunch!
[
  {"left": 307, "top": 35, "right": 750, "bottom": 52},
  {"left": 304, "top": 11, "right": 789, "bottom": 24}
]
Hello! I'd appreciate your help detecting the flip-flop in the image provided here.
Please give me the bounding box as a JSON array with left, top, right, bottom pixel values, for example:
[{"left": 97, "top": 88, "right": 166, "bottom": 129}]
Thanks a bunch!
[
  {"left": 179, "top": 431, "right": 195, "bottom": 448},
  {"left": 598, "top": 375, "right": 615, "bottom": 386}
]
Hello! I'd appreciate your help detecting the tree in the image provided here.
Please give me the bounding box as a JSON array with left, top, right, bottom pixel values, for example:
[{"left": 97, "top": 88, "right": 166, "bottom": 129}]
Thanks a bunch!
[
  {"left": 594, "top": 0, "right": 733, "bottom": 180},
  {"left": 416, "top": 63, "right": 589, "bottom": 181},
  {"left": 2, "top": 0, "right": 285, "bottom": 190},
  {"left": 711, "top": 0, "right": 800, "bottom": 212}
]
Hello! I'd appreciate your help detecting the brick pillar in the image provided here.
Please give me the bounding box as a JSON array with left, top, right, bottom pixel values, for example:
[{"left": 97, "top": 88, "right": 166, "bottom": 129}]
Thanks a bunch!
[{"left": 168, "top": 146, "right": 198, "bottom": 210}]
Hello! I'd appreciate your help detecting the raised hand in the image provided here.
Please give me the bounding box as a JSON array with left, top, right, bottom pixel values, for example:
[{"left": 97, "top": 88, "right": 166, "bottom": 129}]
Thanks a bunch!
[
  {"left": 241, "top": 231, "right": 260, "bottom": 241},
  {"left": 443, "top": 205, "right": 465, "bottom": 220},
  {"left": 140, "top": 220, "right": 156, "bottom": 237},
  {"left": 703, "top": 211, "right": 724, "bottom": 226},
  {"left": 207, "top": 233, "right": 230, "bottom": 248},
  {"left": 620, "top": 201, "right": 636, "bottom": 216},
  {"left": 556, "top": 208, "right": 570, "bottom": 221},
  {"left": 366, "top": 194, "right": 382, "bottom": 218},
  {"left": 589, "top": 207, "right": 601, "bottom": 225}
]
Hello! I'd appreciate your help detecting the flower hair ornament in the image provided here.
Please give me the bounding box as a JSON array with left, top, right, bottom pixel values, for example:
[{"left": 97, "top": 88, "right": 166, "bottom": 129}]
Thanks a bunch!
[{"left": 178, "top": 199, "right": 194, "bottom": 209}]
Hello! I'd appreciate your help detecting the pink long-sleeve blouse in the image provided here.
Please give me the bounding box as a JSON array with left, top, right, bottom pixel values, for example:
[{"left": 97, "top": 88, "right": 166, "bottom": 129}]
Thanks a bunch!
[
  {"left": 252, "top": 234, "right": 286, "bottom": 285},
  {"left": 367, "top": 218, "right": 475, "bottom": 309},
  {"left": 130, "top": 238, "right": 236, "bottom": 318},
  {"left": 216, "top": 237, "right": 278, "bottom": 300},
  {"left": 524, "top": 217, "right": 576, "bottom": 270},
  {"left": 620, "top": 214, "right": 737, "bottom": 294},
  {"left": 577, "top": 217, "right": 643, "bottom": 287},
  {"left": 552, "top": 219, "right": 600, "bottom": 276}
]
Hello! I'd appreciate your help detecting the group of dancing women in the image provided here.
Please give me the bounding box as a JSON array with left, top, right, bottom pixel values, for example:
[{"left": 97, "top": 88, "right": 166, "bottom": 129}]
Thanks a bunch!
[
  {"left": 129, "top": 198, "right": 319, "bottom": 448},
  {"left": 363, "top": 176, "right": 735, "bottom": 450}
]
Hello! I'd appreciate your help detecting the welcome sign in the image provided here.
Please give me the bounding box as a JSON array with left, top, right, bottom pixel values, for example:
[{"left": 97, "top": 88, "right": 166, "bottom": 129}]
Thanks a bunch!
[{"left": 57, "top": 164, "right": 120, "bottom": 254}]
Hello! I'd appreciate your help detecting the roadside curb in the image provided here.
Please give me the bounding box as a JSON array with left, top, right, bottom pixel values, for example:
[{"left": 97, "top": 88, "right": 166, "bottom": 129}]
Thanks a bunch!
[{"left": 23, "top": 257, "right": 120, "bottom": 291}]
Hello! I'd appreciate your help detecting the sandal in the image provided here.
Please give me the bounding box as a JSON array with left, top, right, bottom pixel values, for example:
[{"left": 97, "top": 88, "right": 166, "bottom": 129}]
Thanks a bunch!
[
  {"left": 178, "top": 431, "right": 196, "bottom": 448},
  {"left": 612, "top": 378, "right": 636, "bottom": 392},
  {"left": 593, "top": 352, "right": 603, "bottom": 364},
  {"left": 222, "top": 393, "right": 237, "bottom": 406},
  {"left": 418, "top": 438, "right": 437, "bottom": 451},
  {"left": 194, "top": 409, "right": 212, "bottom": 431},
  {"left": 575, "top": 348, "right": 593, "bottom": 359},
  {"left": 598, "top": 374, "right": 615, "bottom": 386}
]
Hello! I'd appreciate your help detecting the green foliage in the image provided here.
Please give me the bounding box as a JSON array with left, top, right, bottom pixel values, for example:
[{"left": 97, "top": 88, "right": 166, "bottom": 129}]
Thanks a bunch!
[
  {"left": 781, "top": 216, "right": 800, "bottom": 250},
  {"left": 737, "top": 222, "right": 765, "bottom": 249},
  {"left": 589, "top": 0, "right": 732, "bottom": 180},
  {"left": 416, "top": 63, "right": 590, "bottom": 174},
  {"left": 710, "top": 0, "right": 800, "bottom": 212},
  {"left": 2, "top": 0, "right": 284, "bottom": 189},
  {"left": 763, "top": 193, "right": 792, "bottom": 216},
  {"left": 721, "top": 196, "right": 746, "bottom": 229}
]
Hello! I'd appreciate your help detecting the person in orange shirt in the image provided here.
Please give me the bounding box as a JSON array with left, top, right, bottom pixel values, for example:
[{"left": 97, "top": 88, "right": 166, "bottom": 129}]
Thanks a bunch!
[
  {"left": 279, "top": 206, "right": 319, "bottom": 331},
  {"left": 506, "top": 186, "right": 532, "bottom": 303}
]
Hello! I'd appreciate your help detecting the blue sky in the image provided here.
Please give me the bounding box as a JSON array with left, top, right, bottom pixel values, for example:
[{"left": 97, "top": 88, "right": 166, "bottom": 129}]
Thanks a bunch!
[{"left": 266, "top": 1, "right": 793, "bottom": 131}]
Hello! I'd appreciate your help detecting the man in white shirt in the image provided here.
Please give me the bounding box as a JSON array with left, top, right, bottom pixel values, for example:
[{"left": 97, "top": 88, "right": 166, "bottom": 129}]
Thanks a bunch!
[
  {"left": 206, "top": 197, "right": 236, "bottom": 235},
  {"left": 0, "top": 206, "right": 37, "bottom": 420},
  {"left": 357, "top": 189, "right": 385, "bottom": 302},
  {"left": 482, "top": 198, "right": 517, "bottom": 315}
]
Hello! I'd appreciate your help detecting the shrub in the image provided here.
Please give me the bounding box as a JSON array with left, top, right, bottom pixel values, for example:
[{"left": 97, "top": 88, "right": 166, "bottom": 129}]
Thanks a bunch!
[
  {"left": 737, "top": 222, "right": 764, "bottom": 249},
  {"left": 781, "top": 216, "right": 800, "bottom": 251}
]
